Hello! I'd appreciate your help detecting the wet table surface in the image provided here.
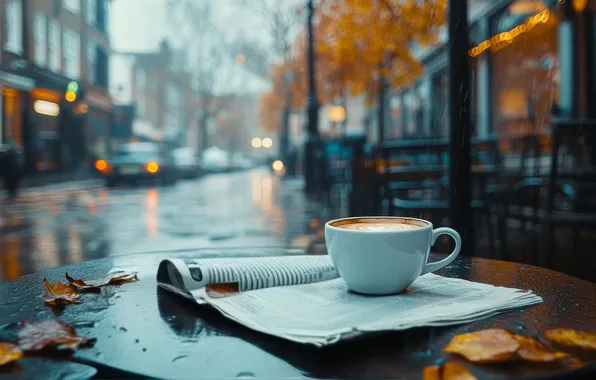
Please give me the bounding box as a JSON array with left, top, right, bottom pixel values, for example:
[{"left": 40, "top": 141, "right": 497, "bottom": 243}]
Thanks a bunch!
[{"left": 0, "top": 247, "right": 595, "bottom": 380}]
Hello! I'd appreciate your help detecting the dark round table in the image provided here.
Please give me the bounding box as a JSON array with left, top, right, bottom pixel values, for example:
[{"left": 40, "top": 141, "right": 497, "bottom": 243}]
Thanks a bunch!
[{"left": 0, "top": 246, "right": 595, "bottom": 379}]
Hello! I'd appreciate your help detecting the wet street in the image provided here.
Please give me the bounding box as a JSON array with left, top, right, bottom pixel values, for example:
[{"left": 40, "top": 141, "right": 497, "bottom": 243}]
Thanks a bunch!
[{"left": 0, "top": 169, "right": 340, "bottom": 283}]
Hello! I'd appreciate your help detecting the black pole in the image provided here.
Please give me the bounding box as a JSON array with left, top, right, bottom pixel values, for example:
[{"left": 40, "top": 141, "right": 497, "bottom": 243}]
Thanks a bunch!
[
  {"left": 378, "top": 77, "right": 386, "bottom": 145},
  {"left": 280, "top": 85, "right": 291, "bottom": 163},
  {"left": 448, "top": 0, "right": 472, "bottom": 255},
  {"left": 304, "top": 0, "right": 320, "bottom": 193}
]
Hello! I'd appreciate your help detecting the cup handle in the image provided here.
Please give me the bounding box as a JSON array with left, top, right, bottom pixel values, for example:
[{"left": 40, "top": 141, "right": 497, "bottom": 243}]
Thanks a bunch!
[{"left": 420, "top": 227, "right": 462, "bottom": 275}]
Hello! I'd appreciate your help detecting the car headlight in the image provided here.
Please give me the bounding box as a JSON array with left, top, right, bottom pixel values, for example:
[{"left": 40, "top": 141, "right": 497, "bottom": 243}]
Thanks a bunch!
[{"left": 272, "top": 160, "right": 284, "bottom": 172}]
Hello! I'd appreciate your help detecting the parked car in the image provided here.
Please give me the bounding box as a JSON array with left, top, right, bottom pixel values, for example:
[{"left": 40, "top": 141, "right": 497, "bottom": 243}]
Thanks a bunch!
[
  {"left": 172, "top": 147, "right": 201, "bottom": 179},
  {"left": 0, "top": 142, "right": 24, "bottom": 198},
  {"left": 95, "top": 142, "right": 176, "bottom": 187},
  {"left": 230, "top": 153, "right": 253, "bottom": 171},
  {"left": 201, "top": 147, "right": 230, "bottom": 173}
]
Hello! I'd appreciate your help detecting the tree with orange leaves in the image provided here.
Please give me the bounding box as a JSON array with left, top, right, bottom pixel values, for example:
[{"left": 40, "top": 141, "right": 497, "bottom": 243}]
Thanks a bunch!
[
  {"left": 316, "top": 0, "right": 446, "bottom": 91},
  {"left": 315, "top": 0, "right": 447, "bottom": 140}
]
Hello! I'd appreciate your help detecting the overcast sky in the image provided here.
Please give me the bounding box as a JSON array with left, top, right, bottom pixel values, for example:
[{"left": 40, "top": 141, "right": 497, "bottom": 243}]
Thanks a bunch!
[{"left": 109, "top": 0, "right": 272, "bottom": 102}]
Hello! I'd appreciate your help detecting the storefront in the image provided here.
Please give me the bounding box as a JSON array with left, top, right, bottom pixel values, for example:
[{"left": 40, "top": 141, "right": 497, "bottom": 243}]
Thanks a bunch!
[
  {"left": 431, "top": 70, "right": 449, "bottom": 139},
  {"left": 388, "top": 93, "right": 403, "bottom": 140},
  {"left": 490, "top": 2, "right": 559, "bottom": 137},
  {"left": 85, "top": 88, "right": 113, "bottom": 159},
  {"left": 29, "top": 87, "right": 62, "bottom": 172},
  {"left": 0, "top": 71, "right": 35, "bottom": 146}
]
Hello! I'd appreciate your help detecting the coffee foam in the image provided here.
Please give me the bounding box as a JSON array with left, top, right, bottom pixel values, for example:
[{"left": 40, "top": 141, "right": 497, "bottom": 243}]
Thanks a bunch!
[{"left": 331, "top": 218, "right": 428, "bottom": 232}]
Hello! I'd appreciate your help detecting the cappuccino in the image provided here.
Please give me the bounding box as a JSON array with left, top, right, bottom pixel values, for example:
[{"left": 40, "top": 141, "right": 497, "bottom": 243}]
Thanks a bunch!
[
  {"left": 325, "top": 216, "right": 462, "bottom": 294},
  {"left": 332, "top": 218, "right": 427, "bottom": 232}
]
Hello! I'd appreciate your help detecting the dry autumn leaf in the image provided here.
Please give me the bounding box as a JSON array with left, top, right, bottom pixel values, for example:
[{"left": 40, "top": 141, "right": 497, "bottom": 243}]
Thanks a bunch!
[
  {"left": 18, "top": 320, "right": 96, "bottom": 352},
  {"left": 513, "top": 334, "right": 569, "bottom": 362},
  {"left": 0, "top": 342, "right": 23, "bottom": 366},
  {"left": 42, "top": 277, "right": 81, "bottom": 306},
  {"left": 545, "top": 329, "right": 596, "bottom": 351},
  {"left": 443, "top": 329, "right": 520, "bottom": 363},
  {"left": 422, "top": 363, "right": 477, "bottom": 380},
  {"left": 65, "top": 271, "right": 138, "bottom": 291},
  {"left": 205, "top": 283, "right": 240, "bottom": 298},
  {"left": 442, "top": 362, "right": 477, "bottom": 380},
  {"left": 422, "top": 365, "right": 441, "bottom": 380}
]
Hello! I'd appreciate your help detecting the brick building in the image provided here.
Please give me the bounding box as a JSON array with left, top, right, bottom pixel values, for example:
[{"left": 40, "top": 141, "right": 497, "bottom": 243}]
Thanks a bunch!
[
  {"left": 0, "top": 0, "right": 112, "bottom": 175},
  {"left": 127, "top": 40, "right": 192, "bottom": 147}
]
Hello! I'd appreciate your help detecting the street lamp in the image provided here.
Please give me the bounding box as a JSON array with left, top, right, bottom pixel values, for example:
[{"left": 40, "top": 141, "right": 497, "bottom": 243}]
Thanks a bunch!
[
  {"left": 280, "top": 70, "right": 296, "bottom": 162},
  {"left": 304, "top": 0, "right": 320, "bottom": 193},
  {"left": 252, "top": 137, "right": 262, "bottom": 148},
  {"left": 262, "top": 137, "right": 273, "bottom": 148},
  {"left": 328, "top": 105, "right": 347, "bottom": 135}
]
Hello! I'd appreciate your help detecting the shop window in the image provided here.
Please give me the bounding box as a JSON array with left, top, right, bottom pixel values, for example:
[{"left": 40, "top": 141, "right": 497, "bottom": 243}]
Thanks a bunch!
[
  {"left": 5, "top": 0, "right": 23, "bottom": 55},
  {"left": 48, "top": 20, "right": 61, "bottom": 73},
  {"left": 96, "top": 47, "right": 109, "bottom": 88},
  {"left": 431, "top": 72, "right": 448, "bottom": 138},
  {"left": 3, "top": 88, "right": 22, "bottom": 146},
  {"left": 87, "top": 42, "right": 97, "bottom": 84},
  {"left": 417, "top": 80, "right": 431, "bottom": 137},
  {"left": 63, "top": 29, "right": 80, "bottom": 80},
  {"left": 389, "top": 94, "right": 403, "bottom": 140},
  {"left": 33, "top": 13, "right": 47, "bottom": 67},
  {"left": 491, "top": 2, "right": 559, "bottom": 137}
]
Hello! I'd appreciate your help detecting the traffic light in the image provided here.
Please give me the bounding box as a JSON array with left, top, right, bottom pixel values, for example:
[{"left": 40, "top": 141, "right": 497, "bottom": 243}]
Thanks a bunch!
[{"left": 65, "top": 81, "right": 78, "bottom": 103}]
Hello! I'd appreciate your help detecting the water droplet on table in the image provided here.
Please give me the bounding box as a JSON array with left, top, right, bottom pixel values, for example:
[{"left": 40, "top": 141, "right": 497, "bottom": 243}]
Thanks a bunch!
[
  {"left": 72, "top": 321, "right": 95, "bottom": 328},
  {"left": 172, "top": 354, "right": 189, "bottom": 363},
  {"left": 236, "top": 372, "right": 255, "bottom": 379}
]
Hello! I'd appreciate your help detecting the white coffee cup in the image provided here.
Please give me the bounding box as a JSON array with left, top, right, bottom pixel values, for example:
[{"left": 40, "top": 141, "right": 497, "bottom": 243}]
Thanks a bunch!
[{"left": 325, "top": 217, "right": 461, "bottom": 295}]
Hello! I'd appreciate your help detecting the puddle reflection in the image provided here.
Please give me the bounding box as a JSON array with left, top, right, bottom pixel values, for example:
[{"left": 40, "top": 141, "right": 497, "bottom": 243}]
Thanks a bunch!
[
  {"left": 0, "top": 235, "right": 21, "bottom": 282},
  {"left": 145, "top": 189, "right": 160, "bottom": 237},
  {"left": 1, "top": 171, "right": 334, "bottom": 283}
]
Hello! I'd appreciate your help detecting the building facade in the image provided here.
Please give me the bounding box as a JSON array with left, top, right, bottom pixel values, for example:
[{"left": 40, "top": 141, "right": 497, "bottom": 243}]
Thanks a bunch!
[
  {"left": 379, "top": 0, "right": 589, "bottom": 146},
  {"left": 127, "top": 40, "right": 192, "bottom": 148},
  {"left": 0, "top": 0, "right": 112, "bottom": 175}
]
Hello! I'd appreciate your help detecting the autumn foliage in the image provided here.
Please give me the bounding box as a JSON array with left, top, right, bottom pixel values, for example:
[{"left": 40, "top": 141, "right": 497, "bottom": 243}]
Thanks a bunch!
[{"left": 259, "top": 0, "right": 446, "bottom": 132}]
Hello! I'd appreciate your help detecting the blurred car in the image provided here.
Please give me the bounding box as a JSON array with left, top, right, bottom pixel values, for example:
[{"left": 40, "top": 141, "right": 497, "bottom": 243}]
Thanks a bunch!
[
  {"left": 172, "top": 147, "right": 201, "bottom": 179},
  {"left": 230, "top": 153, "right": 253, "bottom": 171},
  {"left": 0, "top": 142, "right": 24, "bottom": 198},
  {"left": 95, "top": 142, "right": 176, "bottom": 186},
  {"left": 201, "top": 147, "right": 230, "bottom": 173}
]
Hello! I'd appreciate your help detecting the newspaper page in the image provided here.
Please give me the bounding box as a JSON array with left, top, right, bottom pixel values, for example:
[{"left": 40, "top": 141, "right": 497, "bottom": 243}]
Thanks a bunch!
[
  {"left": 157, "top": 255, "right": 339, "bottom": 301},
  {"left": 196, "top": 274, "right": 543, "bottom": 346}
]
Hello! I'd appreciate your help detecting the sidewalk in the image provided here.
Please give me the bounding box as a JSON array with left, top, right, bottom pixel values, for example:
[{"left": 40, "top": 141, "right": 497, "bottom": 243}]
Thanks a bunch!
[{"left": 1, "top": 170, "right": 103, "bottom": 198}]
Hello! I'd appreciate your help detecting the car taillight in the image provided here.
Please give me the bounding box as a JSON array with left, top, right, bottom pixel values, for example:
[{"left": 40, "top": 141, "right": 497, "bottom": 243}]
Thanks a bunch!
[
  {"left": 95, "top": 159, "right": 112, "bottom": 174},
  {"left": 146, "top": 162, "right": 159, "bottom": 174}
]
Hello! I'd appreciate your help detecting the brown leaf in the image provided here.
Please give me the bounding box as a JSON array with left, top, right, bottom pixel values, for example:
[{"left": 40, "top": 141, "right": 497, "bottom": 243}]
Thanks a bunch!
[
  {"left": 422, "top": 363, "right": 477, "bottom": 380},
  {"left": 513, "top": 334, "right": 569, "bottom": 362},
  {"left": 18, "top": 320, "right": 96, "bottom": 352},
  {"left": 565, "top": 356, "right": 586, "bottom": 370},
  {"left": 422, "top": 365, "right": 441, "bottom": 380},
  {"left": 205, "top": 282, "right": 240, "bottom": 298},
  {"left": 545, "top": 329, "right": 596, "bottom": 351},
  {"left": 65, "top": 272, "right": 138, "bottom": 291},
  {"left": 0, "top": 342, "right": 23, "bottom": 366},
  {"left": 442, "top": 362, "right": 477, "bottom": 380},
  {"left": 42, "top": 277, "right": 81, "bottom": 306},
  {"left": 443, "top": 328, "right": 520, "bottom": 363}
]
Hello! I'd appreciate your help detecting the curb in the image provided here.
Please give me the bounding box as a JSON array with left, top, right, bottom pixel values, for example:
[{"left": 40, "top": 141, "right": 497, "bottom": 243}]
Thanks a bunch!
[{"left": 0, "top": 179, "right": 104, "bottom": 199}]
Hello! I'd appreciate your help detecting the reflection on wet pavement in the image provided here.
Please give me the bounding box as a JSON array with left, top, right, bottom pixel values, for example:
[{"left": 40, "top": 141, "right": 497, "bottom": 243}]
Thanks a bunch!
[{"left": 0, "top": 169, "right": 334, "bottom": 283}]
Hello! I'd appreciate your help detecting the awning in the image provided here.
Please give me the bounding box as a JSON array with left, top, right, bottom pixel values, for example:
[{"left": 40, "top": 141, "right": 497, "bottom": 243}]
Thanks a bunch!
[{"left": 0, "top": 70, "right": 35, "bottom": 91}]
